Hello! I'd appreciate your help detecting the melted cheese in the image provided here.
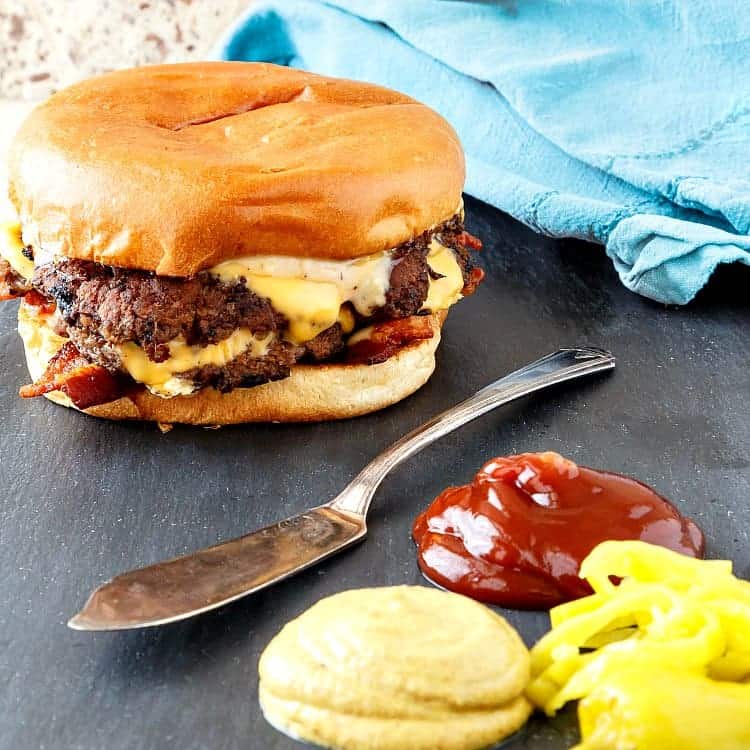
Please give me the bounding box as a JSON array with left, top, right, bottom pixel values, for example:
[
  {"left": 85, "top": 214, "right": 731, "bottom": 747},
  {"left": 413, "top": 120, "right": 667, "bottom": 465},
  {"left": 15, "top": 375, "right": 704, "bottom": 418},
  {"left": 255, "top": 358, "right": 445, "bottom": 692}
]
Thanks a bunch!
[
  {"left": 118, "top": 329, "right": 273, "bottom": 398},
  {"left": 17, "top": 303, "right": 68, "bottom": 380},
  {"left": 337, "top": 304, "right": 355, "bottom": 334},
  {"left": 346, "top": 324, "right": 373, "bottom": 347},
  {"left": 10, "top": 212, "right": 467, "bottom": 392},
  {"left": 209, "top": 240, "right": 465, "bottom": 344},
  {"left": 246, "top": 276, "right": 343, "bottom": 344},
  {"left": 422, "top": 239, "right": 465, "bottom": 312},
  {"left": 210, "top": 251, "right": 393, "bottom": 344},
  {"left": 17, "top": 302, "right": 76, "bottom": 409},
  {"left": 0, "top": 221, "right": 34, "bottom": 280}
]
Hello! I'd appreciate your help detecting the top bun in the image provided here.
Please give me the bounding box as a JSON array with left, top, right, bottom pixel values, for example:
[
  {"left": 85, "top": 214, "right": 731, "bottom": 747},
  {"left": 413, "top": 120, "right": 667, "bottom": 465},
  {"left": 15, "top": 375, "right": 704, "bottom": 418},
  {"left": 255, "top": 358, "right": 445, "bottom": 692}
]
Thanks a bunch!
[{"left": 9, "top": 62, "right": 464, "bottom": 276}]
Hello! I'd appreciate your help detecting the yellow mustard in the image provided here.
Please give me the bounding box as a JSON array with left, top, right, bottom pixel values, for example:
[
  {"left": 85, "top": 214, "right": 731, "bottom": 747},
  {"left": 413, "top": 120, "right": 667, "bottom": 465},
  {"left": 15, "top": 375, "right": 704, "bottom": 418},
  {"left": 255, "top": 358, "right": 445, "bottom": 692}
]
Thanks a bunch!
[{"left": 258, "top": 586, "right": 532, "bottom": 750}]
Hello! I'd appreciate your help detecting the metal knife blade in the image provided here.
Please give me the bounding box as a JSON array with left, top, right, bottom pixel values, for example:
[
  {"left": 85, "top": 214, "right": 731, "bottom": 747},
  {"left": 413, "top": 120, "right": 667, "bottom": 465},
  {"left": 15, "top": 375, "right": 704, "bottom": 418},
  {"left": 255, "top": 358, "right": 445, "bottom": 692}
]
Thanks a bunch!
[{"left": 68, "top": 506, "right": 365, "bottom": 630}]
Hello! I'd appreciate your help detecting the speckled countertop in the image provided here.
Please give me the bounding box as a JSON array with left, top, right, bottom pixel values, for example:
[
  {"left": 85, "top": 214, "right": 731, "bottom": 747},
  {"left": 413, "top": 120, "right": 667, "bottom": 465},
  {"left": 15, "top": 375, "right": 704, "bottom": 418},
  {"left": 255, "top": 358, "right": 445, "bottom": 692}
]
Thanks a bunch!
[{"left": 1, "top": 0, "right": 251, "bottom": 100}]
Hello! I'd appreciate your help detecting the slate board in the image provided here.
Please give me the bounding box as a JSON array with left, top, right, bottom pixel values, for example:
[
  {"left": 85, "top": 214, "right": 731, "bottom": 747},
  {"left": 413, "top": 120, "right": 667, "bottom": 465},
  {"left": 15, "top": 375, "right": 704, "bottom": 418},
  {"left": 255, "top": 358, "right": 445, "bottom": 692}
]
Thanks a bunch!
[{"left": 1, "top": 197, "right": 748, "bottom": 750}]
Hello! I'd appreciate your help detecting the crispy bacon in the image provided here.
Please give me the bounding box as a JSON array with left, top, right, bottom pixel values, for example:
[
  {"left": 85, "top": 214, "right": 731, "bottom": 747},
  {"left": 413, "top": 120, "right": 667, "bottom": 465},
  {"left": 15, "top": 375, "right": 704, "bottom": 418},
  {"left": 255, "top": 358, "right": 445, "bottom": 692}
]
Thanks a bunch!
[
  {"left": 461, "top": 266, "right": 485, "bottom": 297},
  {"left": 19, "top": 341, "right": 128, "bottom": 409},
  {"left": 345, "top": 315, "right": 436, "bottom": 366},
  {"left": 456, "top": 230, "right": 483, "bottom": 251},
  {"left": 23, "top": 289, "right": 57, "bottom": 315}
]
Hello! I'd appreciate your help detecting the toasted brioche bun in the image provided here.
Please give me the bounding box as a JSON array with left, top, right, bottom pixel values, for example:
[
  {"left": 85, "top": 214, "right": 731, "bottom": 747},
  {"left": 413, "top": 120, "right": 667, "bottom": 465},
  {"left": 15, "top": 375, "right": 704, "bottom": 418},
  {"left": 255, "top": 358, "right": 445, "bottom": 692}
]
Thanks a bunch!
[
  {"left": 9, "top": 62, "right": 464, "bottom": 275},
  {"left": 19, "top": 304, "right": 444, "bottom": 425}
]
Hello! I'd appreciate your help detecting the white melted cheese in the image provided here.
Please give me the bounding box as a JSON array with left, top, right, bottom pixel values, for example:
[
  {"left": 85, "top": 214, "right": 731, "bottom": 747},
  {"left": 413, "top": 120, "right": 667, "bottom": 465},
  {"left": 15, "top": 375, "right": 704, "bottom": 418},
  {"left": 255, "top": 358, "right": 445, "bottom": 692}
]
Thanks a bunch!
[
  {"left": 0, "top": 221, "right": 34, "bottom": 280},
  {"left": 118, "top": 329, "right": 274, "bottom": 398},
  {"left": 17, "top": 303, "right": 67, "bottom": 378}
]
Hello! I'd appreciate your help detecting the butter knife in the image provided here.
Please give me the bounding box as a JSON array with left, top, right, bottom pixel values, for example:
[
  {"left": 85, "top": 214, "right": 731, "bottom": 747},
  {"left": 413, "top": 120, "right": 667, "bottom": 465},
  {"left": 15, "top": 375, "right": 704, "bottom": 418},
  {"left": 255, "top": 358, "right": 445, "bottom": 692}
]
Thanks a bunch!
[{"left": 68, "top": 346, "right": 615, "bottom": 631}]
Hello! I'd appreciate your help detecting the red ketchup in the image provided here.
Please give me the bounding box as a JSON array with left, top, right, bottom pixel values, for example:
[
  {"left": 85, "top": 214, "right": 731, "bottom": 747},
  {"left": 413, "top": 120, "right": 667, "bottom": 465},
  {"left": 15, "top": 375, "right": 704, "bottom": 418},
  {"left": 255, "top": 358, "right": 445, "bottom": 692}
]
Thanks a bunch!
[{"left": 412, "top": 452, "right": 704, "bottom": 609}]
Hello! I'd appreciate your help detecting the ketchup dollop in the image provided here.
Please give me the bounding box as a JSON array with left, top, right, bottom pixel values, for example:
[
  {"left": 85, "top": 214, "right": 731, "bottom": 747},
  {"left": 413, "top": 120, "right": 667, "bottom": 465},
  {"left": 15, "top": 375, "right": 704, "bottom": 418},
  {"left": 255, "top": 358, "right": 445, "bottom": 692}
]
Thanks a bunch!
[{"left": 412, "top": 452, "right": 704, "bottom": 609}]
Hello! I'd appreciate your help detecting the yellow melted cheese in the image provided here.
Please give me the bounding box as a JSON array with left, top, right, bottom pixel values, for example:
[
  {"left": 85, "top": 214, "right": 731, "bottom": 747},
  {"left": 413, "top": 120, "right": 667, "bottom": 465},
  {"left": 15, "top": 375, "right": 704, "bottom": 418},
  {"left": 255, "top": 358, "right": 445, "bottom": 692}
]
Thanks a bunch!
[
  {"left": 209, "top": 240, "right": 464, "bottom": 344},
  {"left": 337, "top": 304, "right": 355, "bottom": 334},
  {"left": 422, "top": 239, "right": 465, "bottom": 312},
  {"left": 0, "top": 221, "right": 34, "bottom": 280},
  {"left": 244, "top": 275, "right": 343, "bottom": 344},
  {"left": 118, "top": 329, "right": 273, "bottom": 398},
  {"left": 18, "top": 300, "right": 275, "bottom": 401},
  {"left": 210, "top": 250, "right": 393, "bottom": 344}
]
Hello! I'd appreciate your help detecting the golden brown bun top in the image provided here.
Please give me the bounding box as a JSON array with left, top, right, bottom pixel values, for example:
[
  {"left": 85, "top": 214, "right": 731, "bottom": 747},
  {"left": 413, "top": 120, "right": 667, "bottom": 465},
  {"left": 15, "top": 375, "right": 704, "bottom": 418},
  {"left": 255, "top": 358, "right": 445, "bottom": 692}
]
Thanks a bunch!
[{"left": 9, "top": 62, "right": 464, "bottom": 275}]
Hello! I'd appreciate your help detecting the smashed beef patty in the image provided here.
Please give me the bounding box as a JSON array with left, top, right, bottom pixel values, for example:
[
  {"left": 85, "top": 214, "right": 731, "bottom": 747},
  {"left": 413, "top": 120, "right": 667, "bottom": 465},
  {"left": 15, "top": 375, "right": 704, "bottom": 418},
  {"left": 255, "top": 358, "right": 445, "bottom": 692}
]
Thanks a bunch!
[{"left": 29, "top": 215, "right": 479, "bottom": 393}]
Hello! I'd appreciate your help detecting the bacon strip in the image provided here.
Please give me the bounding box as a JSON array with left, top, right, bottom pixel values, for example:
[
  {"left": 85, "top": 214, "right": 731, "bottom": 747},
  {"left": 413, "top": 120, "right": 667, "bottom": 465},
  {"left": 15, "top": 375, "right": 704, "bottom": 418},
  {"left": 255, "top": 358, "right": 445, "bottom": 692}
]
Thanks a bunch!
[
  {"left": 19, "top": 341, "right": 128, "bottom": 409},
  {"left": 461, "top": 266, "right": 485, "bottom": 297},
  {"left": 456, "top": 230, "right": 483, "bottom": 251},
  {"left": 345, "top": 315, "right": 435, "bottom": 366},
  {"left": 23, "top": 289, "right": 57, "bottom": 315}
]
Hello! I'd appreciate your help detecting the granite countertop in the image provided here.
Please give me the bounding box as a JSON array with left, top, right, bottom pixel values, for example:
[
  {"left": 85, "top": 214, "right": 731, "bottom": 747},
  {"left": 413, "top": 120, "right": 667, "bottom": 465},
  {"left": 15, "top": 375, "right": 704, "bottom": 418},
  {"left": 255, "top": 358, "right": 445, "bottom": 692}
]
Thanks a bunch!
[{"left": 1, "top": 0, "right": 251, "bottom": 100}]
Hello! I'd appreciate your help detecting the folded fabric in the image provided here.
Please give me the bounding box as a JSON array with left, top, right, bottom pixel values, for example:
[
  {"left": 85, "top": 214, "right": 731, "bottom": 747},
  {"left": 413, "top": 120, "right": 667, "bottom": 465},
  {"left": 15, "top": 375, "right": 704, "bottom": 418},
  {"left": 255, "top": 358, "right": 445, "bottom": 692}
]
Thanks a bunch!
[{"left": 215, "top": 0, "right": 750, "bottom": 304}]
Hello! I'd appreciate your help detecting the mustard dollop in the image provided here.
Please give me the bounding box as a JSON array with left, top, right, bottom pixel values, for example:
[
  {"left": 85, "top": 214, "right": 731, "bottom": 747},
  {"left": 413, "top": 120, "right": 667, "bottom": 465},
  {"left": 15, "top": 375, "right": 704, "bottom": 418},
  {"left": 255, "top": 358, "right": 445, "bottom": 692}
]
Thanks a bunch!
[{"left": 258, "top": 586, "right": 532, "bottom": 750}]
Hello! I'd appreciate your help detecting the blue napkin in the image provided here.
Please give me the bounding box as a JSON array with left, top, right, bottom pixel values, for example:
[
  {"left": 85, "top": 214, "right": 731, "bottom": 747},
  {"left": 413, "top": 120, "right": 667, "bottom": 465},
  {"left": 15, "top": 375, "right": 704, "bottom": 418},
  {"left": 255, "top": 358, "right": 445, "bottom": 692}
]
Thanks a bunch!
[{"left": 215, "top": 0, "right": 750, "bottom": 304}]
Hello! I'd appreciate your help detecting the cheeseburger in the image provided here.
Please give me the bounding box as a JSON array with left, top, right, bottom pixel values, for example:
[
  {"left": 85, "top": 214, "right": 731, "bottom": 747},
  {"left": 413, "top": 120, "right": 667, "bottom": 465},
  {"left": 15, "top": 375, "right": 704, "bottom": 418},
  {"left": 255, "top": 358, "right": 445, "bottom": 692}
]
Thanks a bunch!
[{"left": 1, "top": 63, "right": 483, "bottom": 424}]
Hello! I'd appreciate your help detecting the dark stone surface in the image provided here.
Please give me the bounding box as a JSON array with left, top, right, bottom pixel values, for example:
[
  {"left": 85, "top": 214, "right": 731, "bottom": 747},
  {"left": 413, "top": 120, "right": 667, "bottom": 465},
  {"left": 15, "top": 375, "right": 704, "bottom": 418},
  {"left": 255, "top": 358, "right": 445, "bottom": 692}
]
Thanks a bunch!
[{"left": 1, "top": 197, "right": 748, "bottom": 750}]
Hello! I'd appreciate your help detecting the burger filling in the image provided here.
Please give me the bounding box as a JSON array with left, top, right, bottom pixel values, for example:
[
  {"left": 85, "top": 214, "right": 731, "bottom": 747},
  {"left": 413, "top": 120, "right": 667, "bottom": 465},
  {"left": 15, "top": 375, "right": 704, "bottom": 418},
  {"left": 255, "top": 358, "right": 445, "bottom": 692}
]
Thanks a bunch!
[
  {"left": 1, "top": 215, "right": 483, "bottom": 408},
  {"left": 0, "top": 222, "right": 33, "bottom": 298}
]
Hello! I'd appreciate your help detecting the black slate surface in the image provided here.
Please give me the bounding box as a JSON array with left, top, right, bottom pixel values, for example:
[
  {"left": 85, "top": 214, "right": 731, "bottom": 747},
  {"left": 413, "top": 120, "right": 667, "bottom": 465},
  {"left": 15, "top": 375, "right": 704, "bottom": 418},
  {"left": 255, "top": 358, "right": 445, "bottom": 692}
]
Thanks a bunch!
[{"left": 1, "top": 197, "right": 748, "bottom": 750}]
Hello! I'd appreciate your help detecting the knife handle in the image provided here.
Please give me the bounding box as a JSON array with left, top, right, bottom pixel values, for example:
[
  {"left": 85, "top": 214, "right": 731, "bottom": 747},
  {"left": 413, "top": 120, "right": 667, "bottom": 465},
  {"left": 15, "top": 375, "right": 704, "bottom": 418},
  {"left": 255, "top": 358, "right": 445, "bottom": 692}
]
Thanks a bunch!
[{"left": 330, "top": 347, "right": 615, "bottom": 518}]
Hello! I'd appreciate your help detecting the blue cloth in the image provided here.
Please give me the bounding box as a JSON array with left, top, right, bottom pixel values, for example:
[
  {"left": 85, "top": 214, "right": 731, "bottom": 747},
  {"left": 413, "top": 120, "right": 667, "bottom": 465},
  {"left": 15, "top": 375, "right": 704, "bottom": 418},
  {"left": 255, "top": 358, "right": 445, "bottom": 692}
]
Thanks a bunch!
[{"left": 215, "top": 0, "right": 750, "bottom": 304}]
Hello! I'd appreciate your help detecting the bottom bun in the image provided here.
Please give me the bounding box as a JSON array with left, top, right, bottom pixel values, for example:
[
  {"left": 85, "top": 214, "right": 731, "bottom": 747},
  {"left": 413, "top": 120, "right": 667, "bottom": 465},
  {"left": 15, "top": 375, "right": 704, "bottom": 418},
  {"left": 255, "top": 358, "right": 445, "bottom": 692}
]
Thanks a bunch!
[{"left": 19, "top": 305, "right": 444, "bottom": 425}]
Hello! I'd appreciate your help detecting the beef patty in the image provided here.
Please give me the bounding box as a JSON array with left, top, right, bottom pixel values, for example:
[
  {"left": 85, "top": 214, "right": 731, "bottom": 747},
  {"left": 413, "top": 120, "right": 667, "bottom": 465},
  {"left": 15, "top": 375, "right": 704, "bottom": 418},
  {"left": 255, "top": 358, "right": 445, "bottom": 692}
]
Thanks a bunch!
[{"left": 30, "top": 215, "right": 479, "bottom": 393}]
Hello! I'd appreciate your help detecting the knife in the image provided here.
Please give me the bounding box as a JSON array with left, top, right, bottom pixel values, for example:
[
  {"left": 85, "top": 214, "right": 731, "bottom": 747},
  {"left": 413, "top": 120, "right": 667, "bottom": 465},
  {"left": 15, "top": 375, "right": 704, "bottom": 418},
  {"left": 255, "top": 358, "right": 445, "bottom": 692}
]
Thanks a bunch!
[{"left": 68, "top": 346, "right": 615, "bottom": 630}]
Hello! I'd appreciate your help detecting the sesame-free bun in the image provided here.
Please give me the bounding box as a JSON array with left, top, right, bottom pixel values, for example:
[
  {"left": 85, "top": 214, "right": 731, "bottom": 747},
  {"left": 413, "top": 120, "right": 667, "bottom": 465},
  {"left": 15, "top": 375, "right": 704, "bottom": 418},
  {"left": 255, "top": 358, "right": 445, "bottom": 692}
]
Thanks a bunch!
[
  {"left": 9, "top": 62, "right": 464, "bottom": 276},
  {"left": 19, "top": 303, "right": 445, "bottom": 425}
]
